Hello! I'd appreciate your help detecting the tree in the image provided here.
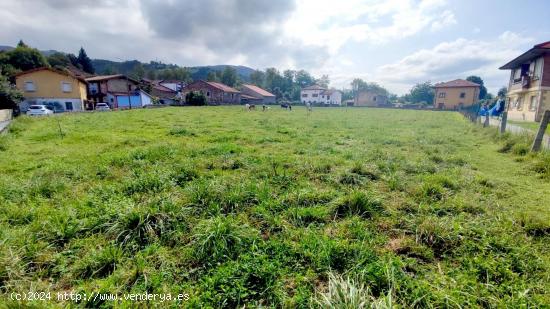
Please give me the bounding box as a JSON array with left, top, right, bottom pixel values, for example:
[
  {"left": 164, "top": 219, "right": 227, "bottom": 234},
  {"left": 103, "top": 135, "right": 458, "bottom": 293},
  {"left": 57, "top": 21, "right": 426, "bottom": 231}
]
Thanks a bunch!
[
  {"left": 77, "top": 47, "right": 94, "bottom": 74},
  {"left": 317, "top": 74, "right": 330, "bottom": 88},
  {"left": 47, "top": 52, "right": 71, "bottom": 68},
  {"left": 351, "top": 78, "right": 389, "bottom": 97},
  {"left": 221, "top": 66, "right": 237, "bottom": 86},
  {"left": 17, "top": 40, "right": 28, "bottom": 48},
  {"left": 497, "top": 86, "right": 507, "bottom": 98},
  {"left": 0, "top": 73, "right": 23, "bottom": 110},
  {"left": 466, "top": 75, "right": 487, "bottom": 99},
  {"left": 206, "top": 71, "right": 220, "bottom": 82},
  {"left": 407, "top": 81, "right": 434, "bottom": 104},
  {"left": 0, "top": 44, "right": 48, "bottom": 72},
  {"left": 295, "top": 70, "right": 315, "bottom": 87},
  {"left": 250, "top": 70, "right": 265, "bottom": 87},
  {"left": 130, "top": 63, "right": 146, "bottom": 80}
]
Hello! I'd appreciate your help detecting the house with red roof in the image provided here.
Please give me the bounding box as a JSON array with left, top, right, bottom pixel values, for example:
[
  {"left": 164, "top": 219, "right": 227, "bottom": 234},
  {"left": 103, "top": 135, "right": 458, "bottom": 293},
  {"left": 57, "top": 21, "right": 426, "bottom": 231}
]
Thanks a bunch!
[
  {"left": 433, "top": 79, "right": 480, "bottom": 110},
  {"left": 182, "top": 80, "right": 241, "bottom": 105},
  {"left": 499, "top": 41, "right": 550, "bottom": 122},
  {"left": 85, "top": 74, "right": 152, "bottom": 109},
  {"left": 240, "top": 84, "right": 276, "bottom": 104}
]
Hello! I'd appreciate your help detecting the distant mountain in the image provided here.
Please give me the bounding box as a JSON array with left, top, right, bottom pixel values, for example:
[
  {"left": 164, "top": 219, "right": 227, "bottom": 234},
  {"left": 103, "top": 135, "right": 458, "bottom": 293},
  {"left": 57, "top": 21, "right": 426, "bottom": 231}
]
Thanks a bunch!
[
  {"left": 92, "top": 59, "right": 255, "bottom": 82},
  {"left": 0, "top": 45, "right": 14, "bottom": 52}
]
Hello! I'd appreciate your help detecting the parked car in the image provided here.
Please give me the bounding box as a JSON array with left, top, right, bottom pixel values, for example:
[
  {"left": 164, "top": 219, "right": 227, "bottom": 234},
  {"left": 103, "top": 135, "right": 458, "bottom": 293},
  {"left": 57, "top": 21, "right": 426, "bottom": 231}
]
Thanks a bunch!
[
  {"left": 44, "top": 102, "right": 65, "bottom": 113},
  {"left": 27, "top": 105, "right": 54, "bottom": 116},
  {"left": 95, "top": 103, "right": 111, "bottom": 111}
]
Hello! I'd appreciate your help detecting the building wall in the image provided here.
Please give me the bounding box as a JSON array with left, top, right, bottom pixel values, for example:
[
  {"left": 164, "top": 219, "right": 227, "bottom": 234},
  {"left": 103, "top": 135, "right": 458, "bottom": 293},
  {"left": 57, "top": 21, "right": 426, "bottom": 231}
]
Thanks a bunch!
[
  {"left": 19, "top": 98, "right": 84, "bottom": 112},
  {"left": 505, "top": 55, "right": 550, "bottom": 122},
  {"left": 354, "top": 91, "right": 387, "bottom": 106},
  {"left": 183, "top": 81, "right": 240, "bottom": 104},
  {"left": 322, "top": 91, "right": 342, "bottom": 105},
  {"left": 0, "top": 109, "right": 13, "bottom": 122},
  {"left": 301, "top": 89, "right": 325, "bottom": 104},
  {"left": 433, "top": 87, "right": 479, "bottom": 109},
  {"left": 16, "top": 69, "right": 87, "bottom": 101}
]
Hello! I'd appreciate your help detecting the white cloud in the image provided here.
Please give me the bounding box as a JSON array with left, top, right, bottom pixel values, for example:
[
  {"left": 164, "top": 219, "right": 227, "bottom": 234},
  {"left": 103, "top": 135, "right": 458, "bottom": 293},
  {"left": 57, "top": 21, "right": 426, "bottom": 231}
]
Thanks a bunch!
[
  {"left": 284, "top": 0, "right": 457, "bottom": 55},
  {"left": 374, "top": 31, "right": 535, "bottom": 94}
]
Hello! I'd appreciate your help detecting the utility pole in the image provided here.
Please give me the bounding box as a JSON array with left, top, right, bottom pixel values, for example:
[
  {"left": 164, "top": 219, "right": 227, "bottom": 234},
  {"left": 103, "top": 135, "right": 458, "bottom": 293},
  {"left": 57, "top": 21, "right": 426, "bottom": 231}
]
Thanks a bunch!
[{"left": 127, "top": 75, "right": 132, "bottom": 110}]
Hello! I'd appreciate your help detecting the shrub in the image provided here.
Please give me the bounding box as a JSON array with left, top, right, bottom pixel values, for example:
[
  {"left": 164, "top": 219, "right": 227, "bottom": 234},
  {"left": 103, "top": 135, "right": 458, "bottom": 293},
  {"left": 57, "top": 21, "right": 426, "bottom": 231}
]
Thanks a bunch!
[
  {"left": 511, "top": 143, "right": 529, "bottom": 156},
  {"left": 334, "top": 191, "right": 383, "bottom": 218},
  {"left": 185, "top": 91, "right": 207, "bottom": 106}
]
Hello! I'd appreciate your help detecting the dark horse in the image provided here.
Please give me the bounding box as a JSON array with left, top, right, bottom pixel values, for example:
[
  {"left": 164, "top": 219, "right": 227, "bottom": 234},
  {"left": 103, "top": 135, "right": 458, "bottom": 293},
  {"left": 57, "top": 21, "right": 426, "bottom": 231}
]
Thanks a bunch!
[{"left": 280, "top": 104, "right": 292, "bottom": 110}]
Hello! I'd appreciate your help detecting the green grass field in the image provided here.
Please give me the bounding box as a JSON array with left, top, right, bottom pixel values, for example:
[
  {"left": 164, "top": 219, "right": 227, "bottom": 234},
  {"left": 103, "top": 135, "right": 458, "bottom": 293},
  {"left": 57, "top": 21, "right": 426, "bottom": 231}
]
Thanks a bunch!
[{"left": 1, "top": 107, "right": 549, "bottom": 307}]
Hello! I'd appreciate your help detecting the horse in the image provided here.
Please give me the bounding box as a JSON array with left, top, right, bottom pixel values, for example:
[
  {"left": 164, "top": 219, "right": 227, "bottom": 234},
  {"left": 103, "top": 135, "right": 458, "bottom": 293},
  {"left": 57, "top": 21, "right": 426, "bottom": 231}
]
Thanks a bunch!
[
  {"left": 306, "top": 102, "right": 312, "bottom": 112},
  {"left": 248, "top": 104, "right": 256, "bottom": 110}
]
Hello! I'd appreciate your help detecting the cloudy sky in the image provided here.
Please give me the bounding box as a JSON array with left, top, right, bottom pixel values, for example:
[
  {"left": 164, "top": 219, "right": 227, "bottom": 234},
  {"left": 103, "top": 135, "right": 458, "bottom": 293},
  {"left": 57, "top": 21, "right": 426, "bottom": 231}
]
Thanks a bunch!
[{"left": 1, "top": 0, "right": 549, "bottom": 94}]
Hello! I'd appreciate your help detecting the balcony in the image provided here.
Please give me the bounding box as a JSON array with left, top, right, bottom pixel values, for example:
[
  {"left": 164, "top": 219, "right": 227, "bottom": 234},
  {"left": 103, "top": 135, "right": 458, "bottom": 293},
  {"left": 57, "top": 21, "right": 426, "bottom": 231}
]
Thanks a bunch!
[{"left": 521, "top": 75, "right": 530, "bottom": 88}]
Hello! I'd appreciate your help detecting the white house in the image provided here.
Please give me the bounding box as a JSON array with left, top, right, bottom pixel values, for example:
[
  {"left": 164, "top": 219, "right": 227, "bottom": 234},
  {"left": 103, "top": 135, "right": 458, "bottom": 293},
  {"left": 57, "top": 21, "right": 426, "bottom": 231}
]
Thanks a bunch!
[{"left": 301, "top": 85, "right": 342, "bottom": 105}]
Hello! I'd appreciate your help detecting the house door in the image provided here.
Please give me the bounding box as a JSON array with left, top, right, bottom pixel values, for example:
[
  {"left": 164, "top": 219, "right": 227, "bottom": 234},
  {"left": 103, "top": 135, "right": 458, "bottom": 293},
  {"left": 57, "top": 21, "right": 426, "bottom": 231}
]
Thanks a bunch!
[{"left": 438, "top": 103, "right": 445, "bottom": 110}]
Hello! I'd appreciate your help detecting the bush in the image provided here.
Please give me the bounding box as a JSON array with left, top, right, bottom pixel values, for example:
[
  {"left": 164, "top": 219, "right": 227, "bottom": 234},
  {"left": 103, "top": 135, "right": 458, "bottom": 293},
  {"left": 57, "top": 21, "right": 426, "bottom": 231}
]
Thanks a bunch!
[{"left": 185, "top": 91, "right": 207, "bottom": 106}]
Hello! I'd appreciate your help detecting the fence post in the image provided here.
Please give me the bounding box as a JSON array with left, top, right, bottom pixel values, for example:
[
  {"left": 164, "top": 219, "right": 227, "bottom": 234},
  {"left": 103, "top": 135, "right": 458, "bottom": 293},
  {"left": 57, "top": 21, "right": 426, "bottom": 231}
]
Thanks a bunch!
[
  {"left": 531, "top": 110, "right": 550, "bottom": 152},
  {"left": 483, "top": 114, "right": 489, "bottom": 127},
  {"left": 500, "top": 111, "right": 507, "bottom": 134}
]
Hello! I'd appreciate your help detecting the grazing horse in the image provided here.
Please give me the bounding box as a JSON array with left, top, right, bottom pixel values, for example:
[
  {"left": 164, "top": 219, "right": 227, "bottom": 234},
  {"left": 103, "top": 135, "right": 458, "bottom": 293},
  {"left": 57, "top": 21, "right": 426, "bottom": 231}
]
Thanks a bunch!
[
  {"left": 281, "top": 104, "right": 292, "bottom": 110},
  {"left": 248, "top": 104, "right": 256, "bottom": 110},
  {"left": 306, "top": 102, "right": 312, "bottom": 112}
]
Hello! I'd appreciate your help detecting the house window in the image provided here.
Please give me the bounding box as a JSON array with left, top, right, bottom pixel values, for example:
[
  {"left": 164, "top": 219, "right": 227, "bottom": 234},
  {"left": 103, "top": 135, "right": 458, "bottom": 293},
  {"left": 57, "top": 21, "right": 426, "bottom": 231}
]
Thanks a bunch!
[
  {"left": 460, "top": 92, "right": 466, "bottom": 98},
  {"left": 231, "top": 93, "right": 234, "bottom": 99},
  {"left": 89, "top": 83, "right": 99, "bottom": 94},
  {"left": 24, "top": 81, "right": 36, "bottom": 92},
  {"left": 529, "top": 96, "right": 537, "bottom": 111},
  {"left": 516, "top": 97, "right": 524, "bottom": 110},
  {"left": 438, "top": 92, "right": 446, "bottom": 98},
  {"left": 302, "top": 93, "right": 308, "bottom": 98},
  {"left": 61, "top": 82, "right": 72, "bottom": 93},
  {"left": 65, "top": 102, "right": 73, "bottom": 111},
  {"left": 327, "top": 95, "right": 330, "bottom": 100},
  {"left": 312, "top": 93, "right": 318, "bottom": 97},
  {"left": 373, "top": 96, "right": 377, "bottom": 101},
  {"left": 206, "top": 91, "right": 210, "bottom": 97}
]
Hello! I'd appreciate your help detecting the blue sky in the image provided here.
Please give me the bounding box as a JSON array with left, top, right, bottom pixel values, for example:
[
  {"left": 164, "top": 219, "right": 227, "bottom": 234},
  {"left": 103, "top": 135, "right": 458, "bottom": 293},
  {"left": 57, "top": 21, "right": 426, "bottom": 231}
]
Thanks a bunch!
[{"left": 0, "top": 0, "right": 549, "bottom": 94}]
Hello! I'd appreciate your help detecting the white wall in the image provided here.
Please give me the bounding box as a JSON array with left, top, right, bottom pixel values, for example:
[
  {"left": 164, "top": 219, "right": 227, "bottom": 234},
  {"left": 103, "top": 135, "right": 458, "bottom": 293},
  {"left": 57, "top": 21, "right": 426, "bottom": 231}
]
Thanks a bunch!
[{"left": 20, "top": 98, "right": 83, "bottom": 112}]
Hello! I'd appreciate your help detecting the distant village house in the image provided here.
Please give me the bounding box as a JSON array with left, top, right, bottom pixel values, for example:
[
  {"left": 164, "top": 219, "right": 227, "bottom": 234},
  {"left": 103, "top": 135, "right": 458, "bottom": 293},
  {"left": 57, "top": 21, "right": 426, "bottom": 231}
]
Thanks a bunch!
[
  {"left": 85, "top": 74, "right": 152, "bottom": 109},
  {"left": 182, "top": 80, "right": 241, "bottom": 105},
  {"left": 433, "top": 79, "right": 480, "bottom": 110},
  {"left": 499, "top": 41, "right": 550, "bottom": 122},
  {"left": 301, "top": 85, "right": 342, "bottom": 105},
  {"left": 240, "top": 84, "right": 276, "bottom": 104},
  {"left": 354, "top": 90, "right": 388, "bottom": 107},
  {"left": 15, "top": 67, "right": 88, "bottom": 112}
]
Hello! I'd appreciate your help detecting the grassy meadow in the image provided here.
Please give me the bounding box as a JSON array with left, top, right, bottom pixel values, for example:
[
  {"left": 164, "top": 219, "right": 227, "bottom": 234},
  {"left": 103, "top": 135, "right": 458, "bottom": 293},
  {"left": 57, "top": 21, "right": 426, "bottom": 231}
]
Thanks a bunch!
[{"left": 0, "top": 106, "right": 549, "bottom": 307}]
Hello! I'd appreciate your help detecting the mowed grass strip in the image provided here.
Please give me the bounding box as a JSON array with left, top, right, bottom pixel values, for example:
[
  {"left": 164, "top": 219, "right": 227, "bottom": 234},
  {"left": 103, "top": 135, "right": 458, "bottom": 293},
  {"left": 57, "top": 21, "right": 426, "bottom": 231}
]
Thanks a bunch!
[{"left": 0, "top": 106, "right": 549, "bottom": 307}]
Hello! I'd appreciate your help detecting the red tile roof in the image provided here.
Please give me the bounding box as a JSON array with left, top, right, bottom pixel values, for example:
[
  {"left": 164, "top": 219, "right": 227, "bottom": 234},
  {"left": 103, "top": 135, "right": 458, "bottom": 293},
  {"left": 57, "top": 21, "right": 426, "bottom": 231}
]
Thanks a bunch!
[
  {"left": 242, "top": 84, "right": 275, "bottom": 97},
  {"left": 433, "top": 79, "right": 480, "bottom": 88},
  {"left": 14, "top": 67, "right": 87, "bottom": 83},
  {"left": 206, "top": 81, "right": 240, "bottom": 93}
]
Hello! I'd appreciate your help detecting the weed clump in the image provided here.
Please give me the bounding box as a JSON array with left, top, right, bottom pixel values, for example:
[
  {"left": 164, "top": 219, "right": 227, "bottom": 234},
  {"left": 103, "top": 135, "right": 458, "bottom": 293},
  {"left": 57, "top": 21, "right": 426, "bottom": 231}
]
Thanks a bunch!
[
  {"left": 192, "top": 216, "right": 259, "bottom": 264},
  {"left": 334, "top": 191, "right": 383, "bottom": 218}
]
